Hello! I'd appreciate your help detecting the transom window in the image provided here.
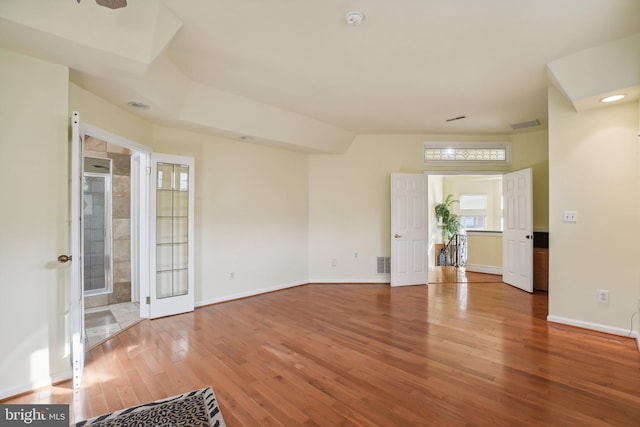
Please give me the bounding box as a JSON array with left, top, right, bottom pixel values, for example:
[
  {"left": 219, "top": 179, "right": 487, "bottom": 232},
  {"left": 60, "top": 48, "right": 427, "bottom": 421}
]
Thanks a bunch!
[{"left": 424, "top": 142, "right": 511, "bottom": 165}]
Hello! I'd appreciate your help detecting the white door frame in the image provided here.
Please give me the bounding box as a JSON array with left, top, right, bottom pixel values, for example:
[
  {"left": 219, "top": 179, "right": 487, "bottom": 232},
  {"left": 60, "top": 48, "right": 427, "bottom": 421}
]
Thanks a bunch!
[{"left": 70, "top": 112, "right": 84, "bottom": 389}]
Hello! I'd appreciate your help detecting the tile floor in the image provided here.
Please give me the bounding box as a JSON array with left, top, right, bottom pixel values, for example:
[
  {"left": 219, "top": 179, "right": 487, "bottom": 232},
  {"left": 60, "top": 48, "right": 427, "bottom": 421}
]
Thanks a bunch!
[{"left": 85, "top": 301, "right": 141, "bottom": 349}]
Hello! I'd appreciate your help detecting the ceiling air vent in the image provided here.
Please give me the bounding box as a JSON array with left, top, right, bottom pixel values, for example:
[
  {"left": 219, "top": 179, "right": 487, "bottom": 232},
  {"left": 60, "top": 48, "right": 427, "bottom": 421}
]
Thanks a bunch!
[{"left": 509, "top": 119, "right": 540, "bottom": 130}]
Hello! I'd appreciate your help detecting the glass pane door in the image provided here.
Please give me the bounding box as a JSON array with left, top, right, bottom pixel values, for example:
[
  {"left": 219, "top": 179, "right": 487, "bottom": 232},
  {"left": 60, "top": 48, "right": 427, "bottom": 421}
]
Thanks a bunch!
[{"left": 149, "top": 155, "right": 195, "bottom": 318}]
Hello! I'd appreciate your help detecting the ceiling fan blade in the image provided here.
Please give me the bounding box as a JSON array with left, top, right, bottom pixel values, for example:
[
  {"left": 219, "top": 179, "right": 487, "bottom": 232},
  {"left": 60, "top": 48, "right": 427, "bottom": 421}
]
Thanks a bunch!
[{"left": 95, "top": 0, "right": 127, "bottom": 9}]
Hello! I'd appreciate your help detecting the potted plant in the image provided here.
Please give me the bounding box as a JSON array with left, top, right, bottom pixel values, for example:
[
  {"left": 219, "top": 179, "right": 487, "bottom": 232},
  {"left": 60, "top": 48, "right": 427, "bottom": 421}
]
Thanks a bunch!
[{"left": 435, "top": 194, "right": 460, "bottom": 243}]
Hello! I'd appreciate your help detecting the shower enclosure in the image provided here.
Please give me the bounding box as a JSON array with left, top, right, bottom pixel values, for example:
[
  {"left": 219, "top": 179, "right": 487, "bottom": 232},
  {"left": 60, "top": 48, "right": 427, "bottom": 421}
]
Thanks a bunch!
[{"left": 83, "top": 157, "right": 112, "bottom": 295}]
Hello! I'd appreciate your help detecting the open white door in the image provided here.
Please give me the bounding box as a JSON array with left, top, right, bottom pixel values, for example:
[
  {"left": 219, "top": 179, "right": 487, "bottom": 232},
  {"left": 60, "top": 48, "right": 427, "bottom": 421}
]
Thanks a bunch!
[
  {"left": 149, "top": 153, "right": 195, "bottom": 318},
  {"left": 69, "top": 111, "right": 85, "bottom": 388},
  {"left": 391, "top": 173, "right": 428, "bottom": 287},
  {"left": 502, "top": 168, "right": 533, "bottom": 292}
]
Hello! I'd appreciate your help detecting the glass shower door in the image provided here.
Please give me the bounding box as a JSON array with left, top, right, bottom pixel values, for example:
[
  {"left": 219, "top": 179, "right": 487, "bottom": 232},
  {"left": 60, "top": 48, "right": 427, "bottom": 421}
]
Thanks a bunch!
[{"left": 149, "top": 154, "right": 195, "bottom": 318}]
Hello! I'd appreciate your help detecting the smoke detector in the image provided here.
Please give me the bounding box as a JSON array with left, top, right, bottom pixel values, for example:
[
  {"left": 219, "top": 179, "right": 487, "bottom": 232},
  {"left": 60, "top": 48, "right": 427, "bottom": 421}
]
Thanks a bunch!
[{"left": 346, "top": 10, "right": 365, "bottom": 26}]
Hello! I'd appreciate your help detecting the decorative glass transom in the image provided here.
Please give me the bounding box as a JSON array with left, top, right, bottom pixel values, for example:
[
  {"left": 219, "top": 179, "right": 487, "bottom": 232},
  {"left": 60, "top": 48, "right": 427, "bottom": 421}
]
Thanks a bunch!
[{"left": 423, "top": 142, "right": 511, "bottom": 165}]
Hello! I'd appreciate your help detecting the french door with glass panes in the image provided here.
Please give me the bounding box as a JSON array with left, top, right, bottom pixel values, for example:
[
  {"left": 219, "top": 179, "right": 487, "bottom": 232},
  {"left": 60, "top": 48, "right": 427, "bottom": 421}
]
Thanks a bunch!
[{"left": 149, "top": 154, "right": 195, "bottom": 318}]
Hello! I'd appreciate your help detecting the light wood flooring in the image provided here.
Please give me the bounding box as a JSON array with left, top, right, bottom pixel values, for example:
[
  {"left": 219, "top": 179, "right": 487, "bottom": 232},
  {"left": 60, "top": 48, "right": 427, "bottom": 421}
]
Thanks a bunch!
[{"left": 4, "top": 278, "right": 640, "bottom": 426}]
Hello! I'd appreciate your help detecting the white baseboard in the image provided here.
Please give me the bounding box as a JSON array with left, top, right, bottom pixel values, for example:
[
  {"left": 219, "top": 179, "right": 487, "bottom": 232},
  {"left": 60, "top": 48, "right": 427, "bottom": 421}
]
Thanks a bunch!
[
  {"left": 196, "top": 278, "right": 392, "bottom": 308},
  {"left": 0, "top": 370, "right": 71, "bottom": 401},
  {"left": 464, "top": 264, "right": 502, "bottom": 275},
  {"left": 547, "top": 315, "right": 639, "bottom": 339},
  {"left": 195, "top": 280, "right": 308, "bottom": 307},
  {"left": 309, "top": 277, "right": 390, "bottom": 284}
]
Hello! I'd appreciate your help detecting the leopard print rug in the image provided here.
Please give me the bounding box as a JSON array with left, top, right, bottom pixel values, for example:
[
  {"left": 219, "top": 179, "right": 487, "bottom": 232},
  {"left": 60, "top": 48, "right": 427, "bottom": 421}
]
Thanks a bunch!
[{"left": 76, "top": 386, "right": 225, "bottom": 426}]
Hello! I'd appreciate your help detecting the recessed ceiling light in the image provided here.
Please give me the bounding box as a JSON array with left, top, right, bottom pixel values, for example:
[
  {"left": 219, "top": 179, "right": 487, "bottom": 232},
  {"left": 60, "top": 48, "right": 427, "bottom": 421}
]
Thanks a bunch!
[
  {"left": 600, "top": 94, "right": 625, "bottom": 103},
  {"left": 127, "top": 101, "right": 150, "bottom": 110}
]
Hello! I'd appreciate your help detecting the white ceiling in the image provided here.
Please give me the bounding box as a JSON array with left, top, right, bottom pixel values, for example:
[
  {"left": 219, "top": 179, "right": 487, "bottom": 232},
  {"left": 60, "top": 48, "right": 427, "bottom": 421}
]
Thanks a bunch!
[{"left": 1, "top": 0, "right": 639, "bottom": 150}]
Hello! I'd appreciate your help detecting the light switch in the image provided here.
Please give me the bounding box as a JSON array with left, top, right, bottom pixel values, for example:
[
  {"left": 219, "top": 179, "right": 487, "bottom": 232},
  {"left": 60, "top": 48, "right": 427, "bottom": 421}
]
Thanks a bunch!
[{"left": 563, "top": 211, "right": 577, "bottom": 223}]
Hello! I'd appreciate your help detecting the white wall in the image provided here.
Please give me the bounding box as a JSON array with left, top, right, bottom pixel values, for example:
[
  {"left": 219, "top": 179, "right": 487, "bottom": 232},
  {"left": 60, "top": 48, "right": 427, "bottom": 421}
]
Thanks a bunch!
[
  {"left": 151, "top": 126, "right": 310, "bottom": 303},
  {"left": 548, "top": 86, "right": 640, "bottom": 336},
  {"left": 0, "top": 49, "right": 70, "bottom": 398}
]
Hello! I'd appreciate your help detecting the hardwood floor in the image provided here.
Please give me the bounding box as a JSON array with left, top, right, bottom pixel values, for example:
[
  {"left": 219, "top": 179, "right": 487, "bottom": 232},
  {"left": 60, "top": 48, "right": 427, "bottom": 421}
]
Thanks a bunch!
[
  {"left": 428, "top": 267, "right": 502, "bottom": 283},
  {"left": 5, "top": 282, "right": 640, "bottom": 426}
]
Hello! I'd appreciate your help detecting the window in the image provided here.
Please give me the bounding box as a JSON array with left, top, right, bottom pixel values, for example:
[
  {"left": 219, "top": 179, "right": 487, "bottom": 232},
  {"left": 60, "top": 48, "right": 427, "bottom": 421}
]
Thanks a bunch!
[
  {"left": 460, "top": 215, "right": 486, "bottom": 230},
  {"left": 459, "top": 194, "right": 487, "bottom": 210},
  {"left": 424, "top": 142, "right": 511, "bottom": 166},
  {"left": 459, "top": 194, "right": 488, "bottom": 230}
]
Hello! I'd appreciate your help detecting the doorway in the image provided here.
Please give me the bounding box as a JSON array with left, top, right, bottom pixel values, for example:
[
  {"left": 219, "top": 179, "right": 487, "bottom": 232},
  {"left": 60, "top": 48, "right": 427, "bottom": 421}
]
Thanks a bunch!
[
  {"left": 81, "top": 134, "right": 145, "bottom": 348},
  {"left": 427, "top": 173, "right": 504, "bottom": 276}
]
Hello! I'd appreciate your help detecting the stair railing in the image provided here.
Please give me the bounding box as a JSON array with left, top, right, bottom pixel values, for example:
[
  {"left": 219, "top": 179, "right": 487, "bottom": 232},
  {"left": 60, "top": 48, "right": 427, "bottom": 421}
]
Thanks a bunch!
[{"left": 438, "top": 233, "right": 467, "bottom": 267}]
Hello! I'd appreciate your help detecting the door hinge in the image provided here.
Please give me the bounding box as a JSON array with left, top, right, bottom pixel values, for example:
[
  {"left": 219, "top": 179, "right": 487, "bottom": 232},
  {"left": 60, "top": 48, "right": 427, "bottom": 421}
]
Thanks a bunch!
[
  {"left": 146, "top": 166, "right": 151, "bottom": 175},
  {"left": 146, "top": 296, "right": 150, "bottom": 304}
]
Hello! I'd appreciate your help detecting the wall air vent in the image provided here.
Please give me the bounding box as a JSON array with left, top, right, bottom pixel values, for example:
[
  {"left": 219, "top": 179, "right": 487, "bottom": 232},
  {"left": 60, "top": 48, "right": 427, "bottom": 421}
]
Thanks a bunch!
[{"left": 376, "top": 256, "right": 391, "bottom": 274}]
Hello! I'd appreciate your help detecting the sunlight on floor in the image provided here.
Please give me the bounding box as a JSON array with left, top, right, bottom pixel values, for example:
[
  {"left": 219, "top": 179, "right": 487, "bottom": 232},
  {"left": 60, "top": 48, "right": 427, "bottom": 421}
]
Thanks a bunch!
[{"left": 85, "top": 302, "right": 140, "bottom": 349}]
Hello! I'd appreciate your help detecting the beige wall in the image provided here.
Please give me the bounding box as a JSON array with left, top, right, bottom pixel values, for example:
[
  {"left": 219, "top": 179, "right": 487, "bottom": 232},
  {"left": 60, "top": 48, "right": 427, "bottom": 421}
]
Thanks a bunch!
[
  {"left": 548, "top": 86, "right": 639, "bottom": 335},
  {"left": 427, "top": 175, "right": 443, "bottom": 267},
  {"left": 150, "top": 126, "right": 309, "bottom": 303},
  {"left": 466, "top": 233, "right": 503, "bottom": 270},
  {"left": 0, "top": 49, "right": 70, "bottom": 397},
  {"left": 69, "top": 83, "right": 153, "bottom": 146},
  {"left": 308, "top": 131, "right": 548, "bottom": 281},
  {"left": 70, "top": 84, "right": 311, "bottom": 304},
  {"left": 512, "top": 130, "right": 549, "bottom": 231}
]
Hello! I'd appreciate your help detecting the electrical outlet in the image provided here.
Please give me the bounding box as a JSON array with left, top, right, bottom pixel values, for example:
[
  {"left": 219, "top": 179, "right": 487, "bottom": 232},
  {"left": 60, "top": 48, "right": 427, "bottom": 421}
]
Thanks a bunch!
[
  {"left": 354, "top": 252, "right": 359, "bottom": 259},
  {"left": 597, "top": 290, "right": 609, "bottom": 304},
  {"left": 230, "top": 272, "right": 235, "bottom": 279},
  {"left": 330, "top": 259, "right": 337, "bottom": 267},
  {"left": 563, "top": 211, "right": 577, "bottom": 223}
]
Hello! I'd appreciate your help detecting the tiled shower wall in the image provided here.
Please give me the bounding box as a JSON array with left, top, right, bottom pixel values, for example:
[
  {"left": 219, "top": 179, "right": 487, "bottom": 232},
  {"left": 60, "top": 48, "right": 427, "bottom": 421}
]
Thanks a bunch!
[
  {"left": 84, "top": 176, "right": 106, "bottom": 292},
  {"left": 84, "top": 136, "right": 132, "bottom": 308}
]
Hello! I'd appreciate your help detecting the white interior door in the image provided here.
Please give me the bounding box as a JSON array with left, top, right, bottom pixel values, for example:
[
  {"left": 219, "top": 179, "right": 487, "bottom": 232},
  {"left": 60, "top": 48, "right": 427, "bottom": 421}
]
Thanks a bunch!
[
  {"left": 391, "top": 173, "right": 428, "bottom": 287},
  {"left": 69, "top": 111, "right": 85, "bottom": 388},
  {"left": 502, "top": 168, "right": 533, "bottom": 292},
  {"left": 149, "top": 153, "right": 195, "bottom": 318}
]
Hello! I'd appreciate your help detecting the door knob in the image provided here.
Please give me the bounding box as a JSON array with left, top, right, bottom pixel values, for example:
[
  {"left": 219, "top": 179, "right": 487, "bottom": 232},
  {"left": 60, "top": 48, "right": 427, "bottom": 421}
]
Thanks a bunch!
[
  {"left": 394, "top": 234, "right": 402, "bottom": 238},
  {"left": 526, "top": 235, "right": 532, "bottom": 239},
  {"left": 57, "top": 254, "right": 72, "bottom": 263}
]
